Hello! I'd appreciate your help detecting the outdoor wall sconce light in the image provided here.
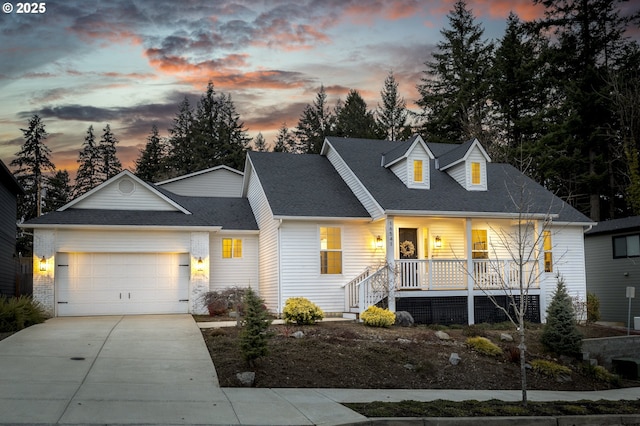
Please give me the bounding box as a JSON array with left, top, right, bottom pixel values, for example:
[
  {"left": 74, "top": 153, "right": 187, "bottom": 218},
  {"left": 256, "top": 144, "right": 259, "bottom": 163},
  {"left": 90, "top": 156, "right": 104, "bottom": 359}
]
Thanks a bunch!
[
  {"left": 196, "top": 257, "right": 204, "bottom": 272},
  {"left": 39, "top": 256, "right": 47, "bottom": 272},
  {"left": 376, "top": 235, "right": 383, "bottom": 249},
  {"left": 434, "top": 236, "right": 442, "bottom": 249}
]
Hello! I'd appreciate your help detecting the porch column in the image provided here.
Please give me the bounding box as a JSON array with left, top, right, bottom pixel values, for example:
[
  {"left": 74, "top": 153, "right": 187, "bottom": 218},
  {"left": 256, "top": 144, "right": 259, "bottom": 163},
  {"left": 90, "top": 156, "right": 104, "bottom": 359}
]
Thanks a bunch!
[
  {"left": 190, "top": 232, "right": 210, "bottom": 314},
  {"left": 465, "top": 218, "right": 475, "bottom": 324},
  {"left": 33, "top": 229, "right": 55, "bottom": 317},
  {"left": 537, "top": 220, "right": 547, "bottom": 323},
  {"left": 386, "top": 216, "right": 396, "bottom": 312}
]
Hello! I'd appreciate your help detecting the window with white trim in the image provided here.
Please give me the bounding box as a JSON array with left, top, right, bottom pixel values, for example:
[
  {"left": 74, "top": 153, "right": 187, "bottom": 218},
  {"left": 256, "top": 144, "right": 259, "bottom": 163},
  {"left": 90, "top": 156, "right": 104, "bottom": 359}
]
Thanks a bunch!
[
  {"left": 222, "top": 238, "right": 242, "bottom": 258},
  {"left": 320, "top": 227, "right": 342, "bottom": 274}
]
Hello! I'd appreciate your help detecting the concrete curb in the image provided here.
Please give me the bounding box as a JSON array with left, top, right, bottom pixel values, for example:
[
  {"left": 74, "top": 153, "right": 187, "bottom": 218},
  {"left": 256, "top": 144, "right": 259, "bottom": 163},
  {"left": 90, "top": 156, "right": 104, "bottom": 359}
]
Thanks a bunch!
[{"left": 343, "top": 414, "right": 640, "bottom": 425}]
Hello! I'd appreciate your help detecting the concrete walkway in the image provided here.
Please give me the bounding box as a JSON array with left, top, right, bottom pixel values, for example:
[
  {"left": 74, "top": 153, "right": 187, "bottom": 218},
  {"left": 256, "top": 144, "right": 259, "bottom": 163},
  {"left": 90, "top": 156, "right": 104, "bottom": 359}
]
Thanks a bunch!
[{"left": 0, "top": 315, "right": 639, "bottom": 425}]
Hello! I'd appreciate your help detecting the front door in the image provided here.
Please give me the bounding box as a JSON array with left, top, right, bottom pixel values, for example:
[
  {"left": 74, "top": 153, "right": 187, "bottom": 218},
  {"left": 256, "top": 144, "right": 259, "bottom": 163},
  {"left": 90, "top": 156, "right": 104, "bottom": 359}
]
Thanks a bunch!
[{"left": 398, "top": 228, "right": 418, "bottom": 288}]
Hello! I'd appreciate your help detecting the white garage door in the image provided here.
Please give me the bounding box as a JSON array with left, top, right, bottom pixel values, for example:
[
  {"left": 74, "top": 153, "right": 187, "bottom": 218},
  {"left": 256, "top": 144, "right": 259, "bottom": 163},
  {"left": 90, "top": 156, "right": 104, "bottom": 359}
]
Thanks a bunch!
[{"left": 56, "top": 252, "right": 190, "bottom": 316}]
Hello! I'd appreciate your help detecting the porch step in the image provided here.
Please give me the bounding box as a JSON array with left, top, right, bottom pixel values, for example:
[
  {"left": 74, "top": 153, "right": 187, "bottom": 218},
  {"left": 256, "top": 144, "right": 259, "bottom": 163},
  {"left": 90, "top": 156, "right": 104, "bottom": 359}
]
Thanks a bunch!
[{"left": 342, "top": 312, "right": 358, "bottom": 320}]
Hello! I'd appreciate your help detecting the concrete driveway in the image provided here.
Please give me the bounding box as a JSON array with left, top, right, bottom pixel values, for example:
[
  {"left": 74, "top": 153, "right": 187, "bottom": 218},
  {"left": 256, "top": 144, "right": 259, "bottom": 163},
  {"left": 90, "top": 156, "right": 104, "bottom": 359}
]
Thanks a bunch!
[{"left": 0, "top": 315, "right": 238, "bottom": 425}]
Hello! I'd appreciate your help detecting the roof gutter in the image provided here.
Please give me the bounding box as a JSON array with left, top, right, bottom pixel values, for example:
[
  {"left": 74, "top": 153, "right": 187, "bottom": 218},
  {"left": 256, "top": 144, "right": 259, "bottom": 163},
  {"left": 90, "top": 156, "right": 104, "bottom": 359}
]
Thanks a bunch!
[
  {"left": 20, "top": 223, "right": 224, "bottom": 232},
  {"left": 384, "top": 210, "right": 561, "bottom": 220},
  {"left": 272, "top": 215, "right": 371, "bottom": 222}
]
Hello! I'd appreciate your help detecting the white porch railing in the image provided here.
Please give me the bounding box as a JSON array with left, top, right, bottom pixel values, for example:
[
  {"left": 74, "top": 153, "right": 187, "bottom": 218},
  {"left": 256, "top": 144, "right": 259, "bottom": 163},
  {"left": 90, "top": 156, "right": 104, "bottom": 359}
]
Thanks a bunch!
[
  {"left": 342, "top": 265, "right": 389, "bottom": 313},
  {"left": 396, "top": 259, "right": 540, "bottom": 291}
]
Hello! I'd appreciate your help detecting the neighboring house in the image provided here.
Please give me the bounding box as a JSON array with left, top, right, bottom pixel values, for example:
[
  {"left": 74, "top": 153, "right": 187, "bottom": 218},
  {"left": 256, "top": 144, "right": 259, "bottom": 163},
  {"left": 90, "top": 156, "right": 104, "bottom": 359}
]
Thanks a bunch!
[
  {"left": 585, "top": 216, "right": 640, "bottom": 325},
  {"left": 23, "top": 136, "right": 592, "bottom": 323},
  {"left": 0, "top": 160, "right": 25, "bottom": 296}
]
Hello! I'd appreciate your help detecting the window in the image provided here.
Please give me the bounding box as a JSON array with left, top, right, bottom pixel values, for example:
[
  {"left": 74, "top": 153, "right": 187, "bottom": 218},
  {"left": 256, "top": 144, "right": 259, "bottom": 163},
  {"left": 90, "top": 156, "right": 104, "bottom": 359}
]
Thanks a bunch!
[
  {"left": 471, "top": 162, "right": 481, "bottom": 185},
  {"left": 320, "top": 227, "right": 342, "bottom": 274},
  {"left": 472, "top": 229, "right": 488, "bottom": 259},
  {"left": 413, "top": 160, "right": 423, "bottom": 183},
  {"left": 222, "top": 238, "right": 242, "bottom": 258},
  {"left": 613, "top": 234, "right": 640, "bottom": 259},
  {"left": 543, "top": 230, "right": 552, "bottom": 272}
]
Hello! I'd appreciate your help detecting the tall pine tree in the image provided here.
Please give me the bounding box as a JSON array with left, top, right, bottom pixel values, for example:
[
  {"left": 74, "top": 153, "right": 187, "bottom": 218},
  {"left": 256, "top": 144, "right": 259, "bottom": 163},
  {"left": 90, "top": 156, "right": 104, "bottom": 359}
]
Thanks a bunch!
[
  {"left": 43, "top": 170, "right": 72, "bottom": 213},
  {"left": 135, "top": 125, "right": 167, "bottom": 182},
  {"left": 167, "top": 96, "right": 196, "bottom": 177},
  {"left": 377, "top": 71, "right": 410, "bottom": 141},
  {"left": 252, "top": 132, "right": 268, "bottom": 152},
  {"left": 295, "top": 85, "right": 334, "bottom": 154},
  {"left": 98, "top": 124, "right": 122, "bottom": 182},
  {"left": 11, "top": 114, "right": 55, "bottom": 219},
  {"left": 417, "top": 0, "right": 493, "bottom": 144},
  {"left": 273, "top": 123, "right": 297, "bottom": 153},
  {"left": 334, "top": 89, "right": 384, "bottom": 139},
  {"left": 74, "top": 125, "right": 101, "bottom": 197}
]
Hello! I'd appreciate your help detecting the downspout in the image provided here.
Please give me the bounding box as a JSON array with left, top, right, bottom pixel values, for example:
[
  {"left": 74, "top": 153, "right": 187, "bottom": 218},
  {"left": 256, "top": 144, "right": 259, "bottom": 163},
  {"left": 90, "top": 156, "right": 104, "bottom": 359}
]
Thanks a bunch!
[{"left": 277, "top": 219, "right": 283, "bottom": 315}]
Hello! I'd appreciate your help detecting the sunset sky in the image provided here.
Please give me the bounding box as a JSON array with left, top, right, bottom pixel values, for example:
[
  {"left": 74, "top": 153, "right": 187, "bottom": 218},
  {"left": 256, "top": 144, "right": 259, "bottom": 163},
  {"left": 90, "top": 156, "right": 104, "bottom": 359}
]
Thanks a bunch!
[{"left": 0, "top": 0, "right": 550, "bottom": 178}]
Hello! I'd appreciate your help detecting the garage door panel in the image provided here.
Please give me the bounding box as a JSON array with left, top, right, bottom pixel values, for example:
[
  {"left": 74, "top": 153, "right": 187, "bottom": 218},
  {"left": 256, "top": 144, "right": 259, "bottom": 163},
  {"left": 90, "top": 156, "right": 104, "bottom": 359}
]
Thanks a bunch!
[{"left": 56, "top": 252, "right": 190, "bottom": 316}]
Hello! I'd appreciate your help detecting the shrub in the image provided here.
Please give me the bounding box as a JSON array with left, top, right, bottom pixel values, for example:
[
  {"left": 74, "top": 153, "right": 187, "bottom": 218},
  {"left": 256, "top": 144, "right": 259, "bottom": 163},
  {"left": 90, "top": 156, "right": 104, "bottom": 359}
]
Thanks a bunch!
[
  {"left": 200, "top": 287, "right": 246, "bottom": 316},
  {"left": 466, "top": 336, "right": 502, "bottom": 356},
  {"left": 360, "top": 306, "right": 396, "bottom": 328},
  {"left": 282, "top": 297, "right": 324, "bottom": 325},
  {"left": 541, "top": 275, "right": 583, "bottom": 356},
  {"left": 239, "top": 288, "right": 272, "bottom": 365},
  {"left": 0, "top": 296, "right": 46, "bottom": 332},
  {"left": 530, "top": 359, "right": 571, "bottom": 379},
  {"left": 587, "top": 292, "right": 601, "bottom": 323},
  {"left": 583, "top": 364, "right": 619, "bottom": 385}
]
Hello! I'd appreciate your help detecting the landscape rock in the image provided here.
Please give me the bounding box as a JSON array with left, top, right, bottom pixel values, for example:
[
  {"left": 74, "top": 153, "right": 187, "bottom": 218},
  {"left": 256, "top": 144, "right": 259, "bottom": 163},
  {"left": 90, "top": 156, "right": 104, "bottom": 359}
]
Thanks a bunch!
[
  {"left": 435, "top": 330, "right": 451, "bottom": 340},
  {"left": 449, "top": 352, "right": 461, "bottom": 365},
  {"left": 500, "top": 333, "right": 514, "bottom": 342},
  {"left": 395, "top": 311, "right": 414, "bottom": 327},
  {"left": 397, "top": 338, "right": 411, "bottom": 344},
  {"left": 292, "top": 331, "right": 305, "bottom": 339},
  {"left": 556, "top": 374, "right": 572, "bottom": 383},
  {"left": 236, "top": 372, "right": 255, "bottom": 387},
  {"left": 404, "top": 363, "right": 415, "bottom": 370}
]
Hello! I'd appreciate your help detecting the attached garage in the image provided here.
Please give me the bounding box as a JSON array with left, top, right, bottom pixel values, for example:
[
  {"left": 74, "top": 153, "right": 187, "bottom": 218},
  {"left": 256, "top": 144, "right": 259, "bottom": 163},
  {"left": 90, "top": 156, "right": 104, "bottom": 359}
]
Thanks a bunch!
[{"left": 56, "top": 252, "right": 190, "bottom": 316}]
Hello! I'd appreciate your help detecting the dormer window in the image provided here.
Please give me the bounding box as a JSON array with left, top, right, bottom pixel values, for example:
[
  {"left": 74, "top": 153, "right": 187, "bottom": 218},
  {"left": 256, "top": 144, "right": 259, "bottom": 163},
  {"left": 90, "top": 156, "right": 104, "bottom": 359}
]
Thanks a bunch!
[
  {"left": 471, "top": 162, "right": 481, "bottom": 185},
  {"left": 413, "top": 160, "right": 423, "bottom": 183}
]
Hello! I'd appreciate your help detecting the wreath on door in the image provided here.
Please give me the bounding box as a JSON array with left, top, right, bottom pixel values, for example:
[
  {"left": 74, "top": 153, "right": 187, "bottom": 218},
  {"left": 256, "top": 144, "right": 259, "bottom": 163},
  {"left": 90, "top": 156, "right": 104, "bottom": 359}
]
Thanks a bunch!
[{"left": 399, "top": 240, "right": 415, "bottom": 257}]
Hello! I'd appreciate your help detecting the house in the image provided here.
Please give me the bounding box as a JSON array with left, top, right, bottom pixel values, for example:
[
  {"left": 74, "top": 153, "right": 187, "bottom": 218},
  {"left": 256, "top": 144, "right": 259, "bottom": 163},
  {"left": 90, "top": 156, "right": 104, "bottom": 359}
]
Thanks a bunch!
[
  {"left": 585, "top": 216, "right": 640, "bottom": 325},
  {"left": 0, "top": 159, "right": 25, "bottom": 296},
  {"left": 23, "top": 136, "right": 592, "bottom": 323}
]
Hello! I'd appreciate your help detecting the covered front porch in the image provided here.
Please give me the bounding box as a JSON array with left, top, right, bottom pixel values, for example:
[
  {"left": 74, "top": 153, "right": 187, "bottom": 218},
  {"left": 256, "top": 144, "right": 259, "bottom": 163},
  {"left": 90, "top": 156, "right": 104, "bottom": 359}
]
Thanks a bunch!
[{"left": 344, "top": 215, "right": 550, "bottom": 324}]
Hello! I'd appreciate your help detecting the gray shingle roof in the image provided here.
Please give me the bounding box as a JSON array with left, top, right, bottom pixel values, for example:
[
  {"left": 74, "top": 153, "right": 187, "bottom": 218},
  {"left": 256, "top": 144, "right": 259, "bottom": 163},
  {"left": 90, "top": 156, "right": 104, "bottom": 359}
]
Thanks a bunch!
[
  {"left": 436, "top": 139, "right": 475, "bottom": 169},
  {"left": 23, "top": 196, "right": 258, "bottom": 230},
  {"left": 248, "top": 151, "right": 370, "bottom": 218},
  {"left": 585, "top": 216, "right": 640, "bottom": 236},
  {"left": 325, "top": 137, "right": 592, "bottom": 223}
]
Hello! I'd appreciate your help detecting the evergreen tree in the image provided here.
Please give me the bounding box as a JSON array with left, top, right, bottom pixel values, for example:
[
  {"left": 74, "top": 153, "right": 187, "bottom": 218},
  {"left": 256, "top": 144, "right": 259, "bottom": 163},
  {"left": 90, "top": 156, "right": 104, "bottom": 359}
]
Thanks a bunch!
[
  {"left": 377, "top": 71, "right": 410, "bottom": 141},
  {"left": 43, "top": 170, "right": 72, "bottom": 213},
  {"left": 74, "top": 125, "right": 101, "bottom": 196},
  {"left": 488, "top": 13, "right": 549, "bottom": 167},
  {"left": 253, "top": 132, "right": 268, "bottom": 152},
  {"left": 98, "top": 124, "right": 122, "bottom": 182},
  {"left": 417, "top": 0, "right": 493, "bottom": 144},
  {"left": 334, "top": 89, "right": 385, "bottom": 139},
  {"left": 135, "top": 125, "right": 168, "bottom": 182},
  {"left": 192, "top": 82, "right": 249, "bottom": 170},
  {"left": 11, "top": 114, "right": 55, "bottom": 219},
  {"left": 273, "top": 123, "right": 298, "bottom": 153},
  {"left": 541, "top": 275, "right": 583, "bottom": 356},
  {"left": 239, "top": 287, "right": 272, "bottom": 366},
  {"left": 295, "top": 85, "right": 334, "bottom": 154},
  {"left": 167, "top": 96, "right": 196, "bottom": 177},
  {"left": 534, "top": 0, "right": 639, "bottom": 220}
]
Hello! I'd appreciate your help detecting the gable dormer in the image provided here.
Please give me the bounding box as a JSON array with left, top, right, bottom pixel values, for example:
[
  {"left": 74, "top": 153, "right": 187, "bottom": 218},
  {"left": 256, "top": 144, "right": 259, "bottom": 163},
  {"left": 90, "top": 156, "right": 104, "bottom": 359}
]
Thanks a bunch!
[
  {"left": 383, "top": 135, "right": 435, "bottom": 189},
  {"left": 437, "top": 138, "right": 491, "bottom": 191}
]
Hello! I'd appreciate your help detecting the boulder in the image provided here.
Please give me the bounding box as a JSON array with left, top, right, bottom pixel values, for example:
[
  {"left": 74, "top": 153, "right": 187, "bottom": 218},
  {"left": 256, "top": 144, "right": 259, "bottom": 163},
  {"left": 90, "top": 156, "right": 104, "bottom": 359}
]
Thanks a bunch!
[
  {"left": 449, "top": 353, "right": 461, "bottom": 365},
  {"left": 435, "top": 330, "right": 451, "bottom": 340},
  {"left": 500, "top": 333, "right": 514, "bottom": 342},
  {"left": 236, "top": 372, "right": 255, "bottom": 387},
  {"left": 292, "top": 331, "right": 305, "bottom": 339},
  {"left": 397, "top": 338, "right": 411, "bottom": 344},
  {"left": 394, "top": 311, "right": 414, "bottom": 327}
]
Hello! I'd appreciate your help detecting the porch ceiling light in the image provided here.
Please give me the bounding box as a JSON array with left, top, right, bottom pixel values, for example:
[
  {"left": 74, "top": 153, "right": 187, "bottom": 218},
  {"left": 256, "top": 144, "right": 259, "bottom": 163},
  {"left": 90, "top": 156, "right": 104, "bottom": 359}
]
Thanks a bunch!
[
  {"left": 376, "top": 235, "right": 383, "bottom": 249},
  {"left": 39, "top": 256, "right": 47, "bottom": 272},
  {"left": 196, "top": 257, "right": 204, "bottom": 272},
  {"left": 434, "top": 236, "right": 442, "bottom": 249}
]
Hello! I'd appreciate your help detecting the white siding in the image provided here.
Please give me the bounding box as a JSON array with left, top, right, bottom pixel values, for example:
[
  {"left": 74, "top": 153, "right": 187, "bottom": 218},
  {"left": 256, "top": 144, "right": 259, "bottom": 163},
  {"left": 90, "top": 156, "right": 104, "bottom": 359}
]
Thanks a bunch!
[
  {"left": 279, "top": 220, "right": 385, "bottom": 314},
  {"left": 74, "top": 176, "right": 180, "bottom": 211},
  {"left": 245, "top": 169, "right": 280, "bottom": 312},
  {"left": 325, "top": 146, "right": 383, "bottom": 219},
  {"left": 542, "top": 225, "right": 587, "bottom": 316},
  {"left": 158, "top": 169, "right": 243, "bottom": 197},
  {"left": 209, "top": 233, "right": 259, "bottom": 289},
  {"left": 447, "top": 163, "right": 466, "bottom": 189},
  {"left": 55, "top": 229, "right": 191, "bottom": 252},
  {"left": 394, "top": 218, "right": 466, "bottom": 259},
  {"left": 390, "top": 162, "right": 407, "bottom": 186}
]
